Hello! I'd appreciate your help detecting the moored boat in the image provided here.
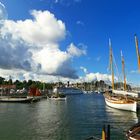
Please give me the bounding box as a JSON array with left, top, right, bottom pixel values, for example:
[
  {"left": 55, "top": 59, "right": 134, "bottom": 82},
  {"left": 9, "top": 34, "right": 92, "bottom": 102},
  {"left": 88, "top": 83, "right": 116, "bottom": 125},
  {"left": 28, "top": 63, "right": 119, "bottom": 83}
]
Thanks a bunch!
[
  {"left": 53, "top": 87, "right": 83, "bottom": 95},
  {"left": 50, "top": 88, "right": 67, "bottom": 101},
  {"left": 104, "top": 39, "right": 137, "bottom": 112},
  {"left": 0, "top": 96, "right": 33, "bottom": 103},
  {"left": 50, "top": 96, "right": 66, "bottom": 101},
  {"left": 112, "top": 89, "right": 140, "bottom": 98},
  {"left": 125, "top": 35, "right": 140, "bottom": 139},
  {"left": 104, "top": 93, "right": 137, "bottom": 112},
  {"left": 126, "top": 122, "right": 140, "bottom": 140}
]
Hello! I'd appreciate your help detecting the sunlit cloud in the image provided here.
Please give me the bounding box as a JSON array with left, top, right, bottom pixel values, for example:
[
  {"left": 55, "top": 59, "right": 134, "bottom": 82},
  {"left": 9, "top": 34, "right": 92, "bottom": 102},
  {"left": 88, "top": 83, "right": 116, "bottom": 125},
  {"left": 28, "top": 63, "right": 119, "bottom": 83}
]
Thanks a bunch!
[{"left": 0, "top": 3, "right": 86, "bottom": 81}]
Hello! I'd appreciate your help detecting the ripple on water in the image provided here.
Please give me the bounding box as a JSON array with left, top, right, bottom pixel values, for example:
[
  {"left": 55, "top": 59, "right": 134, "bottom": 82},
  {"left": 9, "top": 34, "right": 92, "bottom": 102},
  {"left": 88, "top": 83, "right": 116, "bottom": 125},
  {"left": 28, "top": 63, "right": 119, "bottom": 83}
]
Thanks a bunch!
[{"left": 0, "top": 94, "right": 138, "bottom": 140}]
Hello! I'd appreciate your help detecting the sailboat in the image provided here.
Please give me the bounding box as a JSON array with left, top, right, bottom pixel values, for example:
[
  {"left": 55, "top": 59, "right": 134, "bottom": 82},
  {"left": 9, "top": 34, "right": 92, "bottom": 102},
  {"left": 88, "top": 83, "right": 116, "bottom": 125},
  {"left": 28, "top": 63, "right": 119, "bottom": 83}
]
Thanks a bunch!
[
  {"left": 126, "top": 35, "right": 140, "bottom": 140},
  {"left": 126, "top": 122, "right": 140, "bottom": 140},
  {"left": 50, "top": 86, "right": 67, "bottom": 101},
  {"left": 104, "top": 39, "right": 137, "bottom": 112},
  {"left": 114, "top": 35, "right": 140, "bottom": 98}
]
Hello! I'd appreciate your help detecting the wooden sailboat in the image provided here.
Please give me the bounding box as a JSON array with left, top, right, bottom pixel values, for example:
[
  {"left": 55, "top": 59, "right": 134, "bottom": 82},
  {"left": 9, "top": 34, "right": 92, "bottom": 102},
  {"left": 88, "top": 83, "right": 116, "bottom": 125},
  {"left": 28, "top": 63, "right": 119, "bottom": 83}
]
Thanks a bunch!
[
  {"left": 126, "top": 35, "right": 140, "bottom": 140},
  {"left": 113, "top": 35, "right": 140, "bottom": 98},
  {"left": 126, "top": 122, "right": 140, "bottom": 140},
  {"left": 104, "top": 39, "right": 137, "bottom": 112}
]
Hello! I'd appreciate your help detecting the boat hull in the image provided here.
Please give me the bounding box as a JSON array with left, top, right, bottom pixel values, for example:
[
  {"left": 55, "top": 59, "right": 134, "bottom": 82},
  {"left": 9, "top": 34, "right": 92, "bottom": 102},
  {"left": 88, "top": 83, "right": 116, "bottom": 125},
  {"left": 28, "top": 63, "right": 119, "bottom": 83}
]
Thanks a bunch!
[
  {"left": 104, "top": 97, "right": 137, "bottom": 112},
  {"left": 54, "top": 87, "right": 83, "bottom": 95},
  {"left": 126, "top": 123, "right": 140, "bottom": 140},
  {"left": 49, "top": 97, "right": 66, "bottom": 101},
  {"left": 0, "top": 97, "right": 33, "bottom": 103}
]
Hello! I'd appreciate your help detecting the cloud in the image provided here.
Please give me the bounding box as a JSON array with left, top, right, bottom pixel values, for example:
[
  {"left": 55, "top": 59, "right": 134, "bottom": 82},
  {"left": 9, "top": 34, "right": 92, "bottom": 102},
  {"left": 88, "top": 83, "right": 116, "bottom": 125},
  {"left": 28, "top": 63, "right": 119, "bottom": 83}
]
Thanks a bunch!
[
  {"left": 79, "top": 66, "right": 118, "bottom": 83},
  {"left": 0, "top": 68, "right": 74, "bottom": 82},
  {"left": 0, "top": 37, "right": 32, "bottom": 71},
  {"left": 67, "top": 43, "right": 86, "bottom": 57},
  {"left": 80, "top": 66, "right": 88, "bottom": 74},
  {"left": 76, "top": 20, "right": 84, "bottom": 26},
  {"left": 32, "top": 45, "right": 78, "bottom": 78},
  {"left": 85, "top": 73, "right": 110, "bottom": 82},
  {"left": 83, "top": 72, "right": 118, "bottom": 83},
  {"left": 0, "top": 5, "right": 86, "bottom": 80},
  {"left": 0, "top": 2, "right": 7, "bottom": 20},
  {"left": 51, "top": 0, "right": 82, "bottom": 6},
  {"left": 2, "top": 10, "right": 66, "bottom": 46},
  {"left": 130, "top": 70, "right": 139, "bottom": 74}
]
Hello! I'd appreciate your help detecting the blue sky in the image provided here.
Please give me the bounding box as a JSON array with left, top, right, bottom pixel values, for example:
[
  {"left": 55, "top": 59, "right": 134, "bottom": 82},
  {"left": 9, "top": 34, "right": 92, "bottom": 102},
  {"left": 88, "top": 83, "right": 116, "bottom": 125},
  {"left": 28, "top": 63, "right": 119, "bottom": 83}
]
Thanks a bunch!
[{"left": 0, "top": 0, "right": 140, "bottom": 85}]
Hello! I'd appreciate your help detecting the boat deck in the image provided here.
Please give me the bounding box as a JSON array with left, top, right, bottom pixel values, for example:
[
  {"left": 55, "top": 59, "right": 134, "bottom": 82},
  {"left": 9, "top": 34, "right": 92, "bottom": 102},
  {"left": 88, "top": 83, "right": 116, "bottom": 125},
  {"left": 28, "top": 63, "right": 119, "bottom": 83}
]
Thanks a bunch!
[{"left": 127, "top": 126, "right": 140, "bottom": 140}]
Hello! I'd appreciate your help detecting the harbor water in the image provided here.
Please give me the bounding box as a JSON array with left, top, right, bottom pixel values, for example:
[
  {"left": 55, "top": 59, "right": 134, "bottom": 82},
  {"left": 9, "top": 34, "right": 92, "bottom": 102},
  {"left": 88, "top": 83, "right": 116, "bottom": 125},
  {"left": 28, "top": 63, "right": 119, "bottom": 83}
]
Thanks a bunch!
[{"left": 0, "top": 94, "right": 139, "bottom": 140}]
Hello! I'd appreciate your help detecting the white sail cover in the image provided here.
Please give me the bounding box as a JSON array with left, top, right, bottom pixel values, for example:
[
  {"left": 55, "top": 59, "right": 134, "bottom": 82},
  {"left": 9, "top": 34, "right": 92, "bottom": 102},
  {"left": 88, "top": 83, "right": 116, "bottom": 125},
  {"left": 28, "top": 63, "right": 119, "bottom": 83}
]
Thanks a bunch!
[{"left": 113, "top": 90, "right": 139, "bottom": 98}]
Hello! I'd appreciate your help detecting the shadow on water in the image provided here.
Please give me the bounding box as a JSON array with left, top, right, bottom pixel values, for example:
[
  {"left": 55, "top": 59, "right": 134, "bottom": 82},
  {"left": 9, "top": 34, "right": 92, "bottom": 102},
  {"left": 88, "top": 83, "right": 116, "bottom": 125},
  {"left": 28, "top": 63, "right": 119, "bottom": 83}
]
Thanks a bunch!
[{"left": 0, "top": 94, "right": 139, "bottom": 140}]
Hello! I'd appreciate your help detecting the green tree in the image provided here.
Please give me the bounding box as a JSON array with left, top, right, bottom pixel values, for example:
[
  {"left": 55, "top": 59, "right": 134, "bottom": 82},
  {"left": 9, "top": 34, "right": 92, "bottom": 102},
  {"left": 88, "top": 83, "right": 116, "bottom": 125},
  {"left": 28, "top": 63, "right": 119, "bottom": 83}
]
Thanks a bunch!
[{"left": 0, "top": 77, "right": 5, "bottom": 84}]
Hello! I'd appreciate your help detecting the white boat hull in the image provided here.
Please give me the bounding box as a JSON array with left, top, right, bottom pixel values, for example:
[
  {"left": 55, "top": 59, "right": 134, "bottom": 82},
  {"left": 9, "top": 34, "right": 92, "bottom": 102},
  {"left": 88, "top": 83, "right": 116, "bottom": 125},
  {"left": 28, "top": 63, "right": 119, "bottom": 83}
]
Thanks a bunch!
[
  {"left": 50, "top": 97, "right": 66, "bottom": 101},
  {"left": 105, "top": 97, "right": 137, "bottom": 112},
  {"left": 0, "top": 96, "right": 33, "bottom": 103}
]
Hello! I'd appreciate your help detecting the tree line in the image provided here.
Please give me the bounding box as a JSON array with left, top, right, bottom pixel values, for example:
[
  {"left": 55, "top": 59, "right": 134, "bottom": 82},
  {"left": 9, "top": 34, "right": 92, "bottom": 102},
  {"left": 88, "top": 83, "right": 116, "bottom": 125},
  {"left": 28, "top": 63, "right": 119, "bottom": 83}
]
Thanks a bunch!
[
  {"left": 0, "top": 76, "right": 54, "bottom": 90},
  {"left": 0, "top": 76, "right": 132, "bottom": 91}
]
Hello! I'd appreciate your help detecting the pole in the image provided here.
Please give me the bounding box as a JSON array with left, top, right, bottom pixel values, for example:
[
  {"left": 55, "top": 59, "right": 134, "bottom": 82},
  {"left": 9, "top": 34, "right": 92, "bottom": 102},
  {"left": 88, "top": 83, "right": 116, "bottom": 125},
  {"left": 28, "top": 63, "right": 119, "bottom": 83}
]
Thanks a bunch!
[
  {"left": 121, "top": 51, "right": 127, "bottom": 91},
  {"left": 135, "top": 35, "right": 140, "bottom": 71},
  {"left": 102, "top": 125, "right": 106, "bottom": 140},
  {"left": 109, "top": 40, "right": 114, "bottom": 90},
  {"left": 107, "top": 125, "right": 110, "bottom": 140}
]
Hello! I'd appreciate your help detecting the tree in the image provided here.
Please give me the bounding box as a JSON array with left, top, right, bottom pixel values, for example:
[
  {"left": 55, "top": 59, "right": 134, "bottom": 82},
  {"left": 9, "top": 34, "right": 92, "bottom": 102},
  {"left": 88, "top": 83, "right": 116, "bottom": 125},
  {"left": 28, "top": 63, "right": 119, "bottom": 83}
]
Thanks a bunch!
[{"left": 0, "top": 76, "right": 5, "bottom": 84}]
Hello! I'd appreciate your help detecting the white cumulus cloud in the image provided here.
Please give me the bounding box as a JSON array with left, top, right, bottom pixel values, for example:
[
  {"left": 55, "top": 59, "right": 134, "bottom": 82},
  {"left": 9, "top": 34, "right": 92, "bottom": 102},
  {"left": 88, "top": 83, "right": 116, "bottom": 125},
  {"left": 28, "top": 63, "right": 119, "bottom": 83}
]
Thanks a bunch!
[
  {"left": 85, "top": 72, "right": 112, "bottom": 82},
  {"left": 79, "top": 66, "right": 118, "bottom": 83},
  {"left": 1, "top": 10, "right": 66, "bottom": 46},
  {"left": 67, "top": 43, "right": 86, "bottom": 57},
  {"left": 0, "top": 2, "right": 7, "bottom": 20},
  {"left": 0, "top": 4, "right": 86, "bottom": 80}
]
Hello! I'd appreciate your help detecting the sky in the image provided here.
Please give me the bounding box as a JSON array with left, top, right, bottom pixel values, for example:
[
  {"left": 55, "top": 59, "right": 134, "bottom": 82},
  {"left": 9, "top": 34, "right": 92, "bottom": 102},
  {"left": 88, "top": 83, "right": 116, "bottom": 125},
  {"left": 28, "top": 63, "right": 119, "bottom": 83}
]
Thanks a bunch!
[{"left": 0, "top": 0, "right": 140, "bottom": 85}]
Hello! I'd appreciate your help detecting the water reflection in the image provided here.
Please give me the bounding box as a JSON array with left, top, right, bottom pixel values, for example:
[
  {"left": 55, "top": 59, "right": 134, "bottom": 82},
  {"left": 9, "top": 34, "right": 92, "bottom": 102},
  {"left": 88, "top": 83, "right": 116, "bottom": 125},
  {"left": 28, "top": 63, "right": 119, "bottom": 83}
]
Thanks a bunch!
[
  {"left": 0, "top": 94, "right": 139, "bottom": 140},
  {"left": 105, "top": 104, "right": 138, "bottom": 139}
]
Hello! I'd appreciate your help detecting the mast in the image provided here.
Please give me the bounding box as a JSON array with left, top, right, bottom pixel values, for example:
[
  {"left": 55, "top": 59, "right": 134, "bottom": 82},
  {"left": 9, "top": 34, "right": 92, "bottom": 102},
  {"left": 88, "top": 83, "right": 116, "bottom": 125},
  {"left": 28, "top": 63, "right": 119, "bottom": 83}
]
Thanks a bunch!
[
  {"left": 109, "top": 39, "right": 114, "bottom": 90},
  {"left": 43, "top": 82, "right": 45, "bottom": 91},
  {"left": 121, "top": 51, "right": 127, "bottom": 91},
  {"left": 134, "top": 35, "right": 140, "bottom": 71}
]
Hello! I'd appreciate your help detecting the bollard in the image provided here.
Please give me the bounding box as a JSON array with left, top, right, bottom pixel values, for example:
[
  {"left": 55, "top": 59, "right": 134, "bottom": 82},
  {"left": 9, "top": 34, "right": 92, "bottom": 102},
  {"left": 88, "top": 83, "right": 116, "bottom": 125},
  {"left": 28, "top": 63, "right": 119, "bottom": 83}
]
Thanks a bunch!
[
  {"left": 102, "top": 125, "right": 106, "bottom": 140},
  {"left": 107, "top": 125, "right": 110, "bottom": 140}
]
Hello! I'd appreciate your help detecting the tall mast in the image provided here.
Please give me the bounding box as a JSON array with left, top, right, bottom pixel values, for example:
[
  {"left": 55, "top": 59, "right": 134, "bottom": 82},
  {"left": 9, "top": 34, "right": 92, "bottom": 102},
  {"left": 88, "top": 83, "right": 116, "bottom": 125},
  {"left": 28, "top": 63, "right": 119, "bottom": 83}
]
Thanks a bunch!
[
  {"left": 121, "top": 51, "right": 127, "bottom": 91},
  {"left": 134, "top": 35, "right": 140, "bottom": 71},
  {"left": 109, "top": 39, "right": 114, "bottom": 90}
]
